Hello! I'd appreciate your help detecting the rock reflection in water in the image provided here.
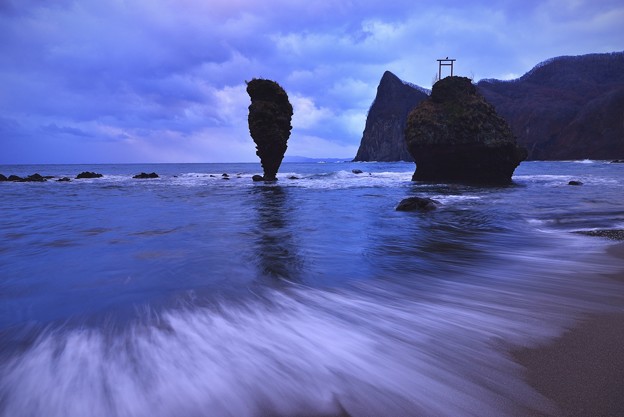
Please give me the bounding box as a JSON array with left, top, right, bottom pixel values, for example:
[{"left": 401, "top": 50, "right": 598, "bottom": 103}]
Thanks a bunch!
[{"left": 251, "top": 185, "right": 302, "bottom": 284}]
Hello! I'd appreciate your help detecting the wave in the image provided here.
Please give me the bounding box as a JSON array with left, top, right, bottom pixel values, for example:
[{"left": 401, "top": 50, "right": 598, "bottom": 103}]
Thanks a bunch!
[{"left": 2, "top": 247, "right": 622, "bottom": 417}]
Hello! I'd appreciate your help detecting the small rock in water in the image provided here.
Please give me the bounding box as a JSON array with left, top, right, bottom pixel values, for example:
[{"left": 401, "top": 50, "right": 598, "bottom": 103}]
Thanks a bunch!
[
  {"left": 252, "top": 175, "right": 265, "bottom": 182},
  {"left": 352, "top": 169, "right": 364, "bottom": 174},
  {"left": 288, "top": 175, "right": 299, "bottom": 180},
  {"left": 27, "top": 174, "right": 47, "bottom": 182},
  {"left": 222, "top": 173, "right": 229, "bottom": 178},
  {"left": 396, "top": 196, "right": 440, "bottom": 212},
  {"left": 76, "top": 171, "right": 103, "bottom": 179},
  {"left": 0, "top": 174, "right": 7, "bottom": 181},
  {"left": 568, "top": 180, "right": 583, "bottom": 186},
  {"left": 57, "top": 177, "right": 71, "bottom": 182},
  {"left": 133, "top": 172, "right": 159, "bottom": 179}
]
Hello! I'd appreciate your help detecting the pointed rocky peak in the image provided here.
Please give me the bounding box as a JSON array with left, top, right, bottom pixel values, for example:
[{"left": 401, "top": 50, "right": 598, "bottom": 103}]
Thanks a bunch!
[
  {"left": 376, "top": 71, "right": 410, "bottom": 101},
  {"left": 353, "top": 71, "right": 429, "bottom": 162},
  {"left": 379, "top": 70, "right": 403, "bottom": 86}
]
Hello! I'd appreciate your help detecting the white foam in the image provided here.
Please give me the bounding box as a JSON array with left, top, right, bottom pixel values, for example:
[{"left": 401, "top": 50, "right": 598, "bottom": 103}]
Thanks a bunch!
[{"left": 2, "top": 251, "right": 622, "bottom": 417}]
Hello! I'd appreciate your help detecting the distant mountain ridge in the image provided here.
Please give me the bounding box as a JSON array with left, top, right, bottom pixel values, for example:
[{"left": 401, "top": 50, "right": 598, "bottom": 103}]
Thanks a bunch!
[
  {"left": 477, "top": 52, "right": 624, "bottom": 160},
  {"left": 355, "top": 51, "right": 624, "bottom": 161}
]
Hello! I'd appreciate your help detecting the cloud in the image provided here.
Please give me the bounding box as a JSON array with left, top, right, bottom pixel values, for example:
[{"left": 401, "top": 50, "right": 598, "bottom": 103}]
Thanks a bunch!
[{"left": 0, "top": 0, "right": 622, "bottom": 163}]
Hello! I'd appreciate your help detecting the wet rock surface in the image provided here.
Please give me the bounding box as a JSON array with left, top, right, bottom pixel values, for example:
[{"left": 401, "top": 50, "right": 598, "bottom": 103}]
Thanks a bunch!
[
  {"left": 133, "top": 172, "right": 159, "bottom": 179},
  {"left": 76, "top": 171, "right": 103, "bottom": 179},
  {"left": 396, "top": 196, "right": 440, "bottom": 212}
]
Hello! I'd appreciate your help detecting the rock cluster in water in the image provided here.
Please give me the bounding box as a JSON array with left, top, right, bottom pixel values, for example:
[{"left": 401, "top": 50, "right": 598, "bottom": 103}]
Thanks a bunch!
[
  {"left": 246, "top": 78, "right": 293, "bottom": 181},
  {"left": 405, "top": 76, "right": 527, "bottom": 184},
  {"left": 0, "top": 173, "right": 52, "bottom": 182}
]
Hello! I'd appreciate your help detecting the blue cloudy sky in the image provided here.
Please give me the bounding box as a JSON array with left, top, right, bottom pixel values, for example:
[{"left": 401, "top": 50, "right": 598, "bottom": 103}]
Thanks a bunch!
[{"left": 1, "top": 0, "right": 622, "bottom": 164}]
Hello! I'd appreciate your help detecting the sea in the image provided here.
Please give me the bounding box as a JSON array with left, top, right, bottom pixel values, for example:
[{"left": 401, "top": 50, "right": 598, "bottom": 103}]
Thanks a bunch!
[{"left": 1, "top": 160, "right": 623, "bottom": 417}]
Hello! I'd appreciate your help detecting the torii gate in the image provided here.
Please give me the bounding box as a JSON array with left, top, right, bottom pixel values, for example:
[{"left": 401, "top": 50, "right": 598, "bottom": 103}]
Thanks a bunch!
[{"left": 437, "top": 57, "right": 456, "bottom": 79}]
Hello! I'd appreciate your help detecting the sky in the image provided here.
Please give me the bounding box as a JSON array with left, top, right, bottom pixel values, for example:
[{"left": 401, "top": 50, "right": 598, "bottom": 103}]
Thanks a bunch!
[{"left": 1, "top": 0, "right": 623, "bottom": 164}]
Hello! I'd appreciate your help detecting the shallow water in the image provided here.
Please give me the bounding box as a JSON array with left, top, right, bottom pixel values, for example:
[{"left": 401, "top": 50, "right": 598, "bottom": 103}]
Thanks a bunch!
[{"left": 1, "top": 161, "right": 623, "bottom": 416}]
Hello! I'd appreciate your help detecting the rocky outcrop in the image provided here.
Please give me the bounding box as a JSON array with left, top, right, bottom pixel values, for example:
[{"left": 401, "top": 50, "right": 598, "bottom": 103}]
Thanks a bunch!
[
  {"left": 353, "top": 71, "right": 428, "bottom": 162},
  {"left": 133, "top": 172, "right": 159, "bottom": 179},
  {"left": 477, "top": 52, "right": 624, "bottom": 160},
  {"left": 405, "top": 76, "right": 527, "bottom": 183},
  {"left": 76, "top": 171, "right": 103, "bottom": 179},
  {"left": 246, "top": 79, "right": 293, "bottom": 181},
  {"left": 2, "top": 173, "right": 48, "bottom": 182}
]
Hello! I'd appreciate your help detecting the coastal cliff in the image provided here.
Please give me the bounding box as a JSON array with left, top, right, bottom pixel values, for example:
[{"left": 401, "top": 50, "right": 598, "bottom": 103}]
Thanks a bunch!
[
  {"left": 353, "top": 71, "right": 428, "bottom": 162},
  {"left": 355, "top": 51, "right": 624, "bottom": 161},
  {"left": 405, "top": 76, "right": 527, "bottom": 183}
]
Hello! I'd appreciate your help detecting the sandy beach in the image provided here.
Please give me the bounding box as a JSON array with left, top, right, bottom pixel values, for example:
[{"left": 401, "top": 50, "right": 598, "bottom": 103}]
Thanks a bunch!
[{"left": 513, "top": 242, "right": 624, "bottom": 417}]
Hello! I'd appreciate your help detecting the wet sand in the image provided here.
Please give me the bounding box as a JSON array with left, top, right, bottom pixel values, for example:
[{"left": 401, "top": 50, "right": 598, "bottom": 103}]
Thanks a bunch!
[{"left": 513, "top": 243, "right": 624, "bottom": 417}]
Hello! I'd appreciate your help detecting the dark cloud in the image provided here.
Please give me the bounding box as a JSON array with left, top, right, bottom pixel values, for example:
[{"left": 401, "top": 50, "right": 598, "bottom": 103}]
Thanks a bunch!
[{"left": 1, "top": 0, "right": 622, "bottom": 163}]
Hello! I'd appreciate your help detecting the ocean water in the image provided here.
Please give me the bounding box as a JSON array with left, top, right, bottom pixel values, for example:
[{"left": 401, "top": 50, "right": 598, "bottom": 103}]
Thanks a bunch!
[{"left": 1, "top": 160, "right": 623, "bottom": 417}]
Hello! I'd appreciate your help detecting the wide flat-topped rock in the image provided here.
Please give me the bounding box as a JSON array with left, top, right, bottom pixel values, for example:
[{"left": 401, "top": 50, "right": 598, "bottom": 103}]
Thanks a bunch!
[{"left": 405, "top": 76, "right": 527, "bottom": 184}]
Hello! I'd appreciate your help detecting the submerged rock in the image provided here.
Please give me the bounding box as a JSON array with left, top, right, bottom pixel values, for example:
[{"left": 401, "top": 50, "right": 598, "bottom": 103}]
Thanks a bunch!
[
  {"left": 405, "top": 76, "right": 527, "bottom": 184},
  {"left": 575, "top": 229, "right": 624, "bottom": 240},
  {"left": 568, "top": 180, "right": 583, "bottom": 186},
  {"left": 76, "top": 171, "right": 103, "bottom": 179},
  {"left": 133, "top": 172, "right": 159, "bottom": 179},
  {"left": 396, "top": 196, "right": 440, "bottom": 212},
  {"left": 57, "top": 177, "right": 71, "bottom": 182},
  {"left": 246, "top": 78, "right": 293, "bottom": 181}
]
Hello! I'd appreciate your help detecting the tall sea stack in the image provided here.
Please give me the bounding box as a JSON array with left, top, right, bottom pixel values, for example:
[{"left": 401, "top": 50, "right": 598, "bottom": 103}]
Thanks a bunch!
[
  {"left": 405, "top": 76, "right": 527, "bottom": 183},
  {"left": 246, "top": 79, "right": 293, "bottom": 181}
]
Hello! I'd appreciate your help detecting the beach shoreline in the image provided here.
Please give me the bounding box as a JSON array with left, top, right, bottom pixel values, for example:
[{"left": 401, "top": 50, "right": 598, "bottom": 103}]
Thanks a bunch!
[{"left": 512, "top": 242, "right": 624, "bottom": 417}]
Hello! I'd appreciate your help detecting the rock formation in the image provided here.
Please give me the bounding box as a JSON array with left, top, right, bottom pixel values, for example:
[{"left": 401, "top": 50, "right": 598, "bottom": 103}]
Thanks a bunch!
[
  {"left": 2, "top": 173, "right": 48, "bottom": 182},
  {"left": 246, "top": 78, "right": 293, "bottom": 181},
  {"left": 405, "top": 76, "right": 527, "bottom": 183},
  {"left": 133, "top": 172, "right": 159, "bottom": 179},
  {"left": 76, "top": 171, "right": 103, "bottom": 179},
  {"left": 396, "top": 196, "right": 440, "bottom": 212},
  {"left": 353, "top": 71, "right": 428, "bottom": 162},
  {"left": 354, "top": 52, "right": 624, "bottom": 161}
]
